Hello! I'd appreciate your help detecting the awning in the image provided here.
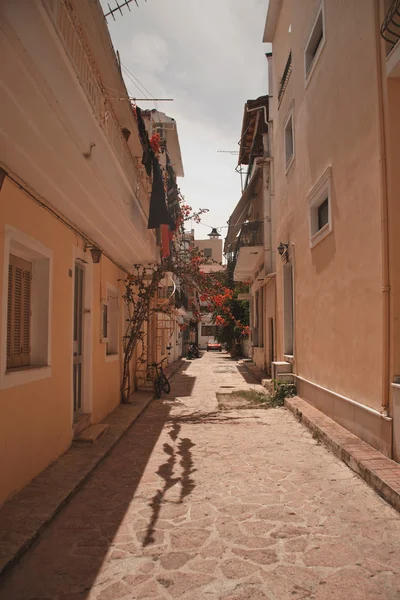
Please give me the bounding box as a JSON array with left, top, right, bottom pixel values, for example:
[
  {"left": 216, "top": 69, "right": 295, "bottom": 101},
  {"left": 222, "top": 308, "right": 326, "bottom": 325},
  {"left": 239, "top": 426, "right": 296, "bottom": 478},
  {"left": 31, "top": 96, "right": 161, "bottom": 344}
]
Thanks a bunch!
[{"left": 224, "top": 166, "right": 262, "bottom": 253}]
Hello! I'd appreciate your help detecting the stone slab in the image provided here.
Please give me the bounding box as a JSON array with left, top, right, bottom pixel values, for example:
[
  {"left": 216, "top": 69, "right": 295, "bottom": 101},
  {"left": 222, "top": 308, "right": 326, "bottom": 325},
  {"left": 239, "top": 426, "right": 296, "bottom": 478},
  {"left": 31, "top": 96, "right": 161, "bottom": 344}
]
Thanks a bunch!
[{"left": 74, "top": 424, "right": 108, "bottom": 444}]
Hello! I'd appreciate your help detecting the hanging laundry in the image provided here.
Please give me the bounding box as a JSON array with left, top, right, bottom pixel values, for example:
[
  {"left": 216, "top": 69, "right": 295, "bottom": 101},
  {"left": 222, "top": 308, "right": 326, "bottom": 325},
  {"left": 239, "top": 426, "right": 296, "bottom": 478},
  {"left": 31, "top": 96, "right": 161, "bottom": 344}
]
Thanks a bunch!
[
  {"left": 148, "top": 157, "right": 170, "bottom": 229},
  {"left": 165, "top": 151, "right": 182, "bottom": 231},
  {"left": 167, "top": 188, "right": 181, "bottom": 231},
  {"left": 134, "top": 105, "right": 153, "bottom": 177}
]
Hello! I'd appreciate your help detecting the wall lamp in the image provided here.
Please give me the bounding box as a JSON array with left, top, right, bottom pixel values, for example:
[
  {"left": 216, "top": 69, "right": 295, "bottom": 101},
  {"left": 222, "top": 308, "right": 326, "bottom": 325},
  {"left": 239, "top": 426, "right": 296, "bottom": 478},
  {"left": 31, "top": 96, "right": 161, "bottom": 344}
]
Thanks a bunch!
[
  {"left": 277, "top": 242, "right": 289, "bottom": 256},
  {"left": 86, "top": 245, "right": 102, "bottom": 264}
]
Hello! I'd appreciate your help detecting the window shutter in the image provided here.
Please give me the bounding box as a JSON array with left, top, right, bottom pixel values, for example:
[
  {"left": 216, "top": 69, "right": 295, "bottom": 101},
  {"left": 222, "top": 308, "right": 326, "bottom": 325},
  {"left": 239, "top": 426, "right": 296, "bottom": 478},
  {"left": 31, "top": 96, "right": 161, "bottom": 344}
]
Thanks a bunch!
[{"left": 7, "top": 255, "right": 31, "bottom": 369}]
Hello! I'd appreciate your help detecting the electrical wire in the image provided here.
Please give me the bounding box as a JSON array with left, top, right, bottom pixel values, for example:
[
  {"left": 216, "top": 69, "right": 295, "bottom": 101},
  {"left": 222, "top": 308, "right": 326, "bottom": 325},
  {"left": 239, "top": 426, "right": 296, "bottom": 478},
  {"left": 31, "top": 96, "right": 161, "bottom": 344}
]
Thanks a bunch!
[
  {"left": 121, "top": 62, "right": 162, "bottom": 118},
  {"left": 121, "top": 65, "right": 150, "bottom": 100},
  {"left": 5, "top": 169, "right": 131, "bottom": 275},
  {"left": 121, "top": 63, "right": 154, "bottom": 99}
]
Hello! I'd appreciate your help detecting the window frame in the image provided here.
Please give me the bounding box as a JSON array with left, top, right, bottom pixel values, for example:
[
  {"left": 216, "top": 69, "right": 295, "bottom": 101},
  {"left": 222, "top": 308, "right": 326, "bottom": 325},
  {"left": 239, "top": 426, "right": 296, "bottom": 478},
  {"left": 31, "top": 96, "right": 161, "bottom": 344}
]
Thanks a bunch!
[
  {"left": 284, "top": 103, "right": 295, "bottom": 173},
  {"left": 304, "top": 2, "right": 326, "bottom": 87},
  {"left": 307, "top": 166, "right": 333, "bottom": 249},
  {"left": 104, "top": 284, "right": 119, "bottom": 360},
  {"left": 1, "top": 226, "right": 52, "bottom": 389}
]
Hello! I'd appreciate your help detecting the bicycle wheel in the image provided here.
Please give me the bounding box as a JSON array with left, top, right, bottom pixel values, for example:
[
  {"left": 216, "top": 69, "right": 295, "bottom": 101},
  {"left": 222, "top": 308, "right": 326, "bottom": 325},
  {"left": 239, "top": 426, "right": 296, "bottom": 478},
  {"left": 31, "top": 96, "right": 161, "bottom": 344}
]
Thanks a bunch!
[
  {"left": 154, "top": 378, "right": 162, "bottom": 398},
  {"left": 161, "top": 374, "right": 171, "bottom": 394}
]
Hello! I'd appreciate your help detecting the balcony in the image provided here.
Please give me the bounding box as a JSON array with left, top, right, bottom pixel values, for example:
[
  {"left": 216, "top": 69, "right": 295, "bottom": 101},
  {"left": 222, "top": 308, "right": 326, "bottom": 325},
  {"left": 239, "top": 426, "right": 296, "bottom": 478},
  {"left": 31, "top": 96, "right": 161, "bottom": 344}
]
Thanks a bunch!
[
  {"left": 381, "top": 0, "right": 400, "bottom": 77},
  {"left": 175, "top": 289, "right": 189, "bottom": 310},
  {"left": 234, "top": 221, "right": 264, "bottom": 282}
]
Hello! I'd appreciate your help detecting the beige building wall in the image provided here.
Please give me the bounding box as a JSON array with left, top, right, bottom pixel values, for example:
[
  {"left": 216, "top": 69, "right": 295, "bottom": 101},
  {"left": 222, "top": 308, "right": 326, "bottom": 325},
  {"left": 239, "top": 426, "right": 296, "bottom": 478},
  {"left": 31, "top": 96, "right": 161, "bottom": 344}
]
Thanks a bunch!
[
  {"left": 196, "top": 238, "right": 223, "bottom": 263},
  {"left": 267, "top": 0, "right": 392, "bottom": 454}
]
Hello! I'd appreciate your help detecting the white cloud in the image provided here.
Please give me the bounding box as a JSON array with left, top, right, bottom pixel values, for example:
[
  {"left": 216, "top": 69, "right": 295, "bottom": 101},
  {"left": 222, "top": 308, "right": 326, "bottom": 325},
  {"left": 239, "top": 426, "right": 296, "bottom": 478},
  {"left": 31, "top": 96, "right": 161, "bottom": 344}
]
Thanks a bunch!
[
  {"left": 130, "top": 32, "right": 169, "bottom": 74},
  {"left": 101, "top": 0, "right": 270, "bottom": 239}
]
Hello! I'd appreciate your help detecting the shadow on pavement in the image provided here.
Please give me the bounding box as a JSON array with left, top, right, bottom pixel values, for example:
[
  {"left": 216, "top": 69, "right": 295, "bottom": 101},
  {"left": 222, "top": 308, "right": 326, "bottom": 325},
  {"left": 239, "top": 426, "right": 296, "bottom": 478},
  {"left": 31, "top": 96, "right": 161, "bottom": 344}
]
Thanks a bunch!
[
  {"left": 0, "top": 357, "right": 202, "bottom": 599},
  {"left": 0, "top": 401, "right": 174, "bottom": 599},
  {"left": 236, "top": 364, "right": 259, "bottom": 384},
  {"left": 168, "top": 411, "right": 262, "bottom": 426},
  {"left": 142, "top": 423, "right": 196, "bottom": 547}
]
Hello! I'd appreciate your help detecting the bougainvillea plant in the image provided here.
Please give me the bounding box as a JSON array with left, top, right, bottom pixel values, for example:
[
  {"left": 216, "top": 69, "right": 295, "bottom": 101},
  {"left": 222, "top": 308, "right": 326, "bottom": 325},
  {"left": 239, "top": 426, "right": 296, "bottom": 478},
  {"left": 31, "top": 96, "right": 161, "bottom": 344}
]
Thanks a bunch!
[
  {"left": 120, "top": 205, "right": 226, "bottom": 402},
  {"left": 206, "top": 278, "right": 251, "bottom": 351}
]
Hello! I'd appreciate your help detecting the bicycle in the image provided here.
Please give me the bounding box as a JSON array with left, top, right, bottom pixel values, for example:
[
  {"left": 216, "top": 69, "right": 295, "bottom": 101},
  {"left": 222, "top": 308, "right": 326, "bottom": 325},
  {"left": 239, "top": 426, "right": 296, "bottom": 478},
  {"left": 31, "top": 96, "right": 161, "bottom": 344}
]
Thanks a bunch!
[{"left": 152, "top": 357, "right": 171, "bottom": 398}]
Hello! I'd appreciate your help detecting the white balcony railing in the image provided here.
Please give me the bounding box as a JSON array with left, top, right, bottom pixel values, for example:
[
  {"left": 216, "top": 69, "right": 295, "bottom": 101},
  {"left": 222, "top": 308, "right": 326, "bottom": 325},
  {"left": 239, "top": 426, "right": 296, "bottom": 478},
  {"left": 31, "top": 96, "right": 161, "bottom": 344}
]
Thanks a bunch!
[{"left": 43, "top": 0, "right": 148, "bottom": 207}]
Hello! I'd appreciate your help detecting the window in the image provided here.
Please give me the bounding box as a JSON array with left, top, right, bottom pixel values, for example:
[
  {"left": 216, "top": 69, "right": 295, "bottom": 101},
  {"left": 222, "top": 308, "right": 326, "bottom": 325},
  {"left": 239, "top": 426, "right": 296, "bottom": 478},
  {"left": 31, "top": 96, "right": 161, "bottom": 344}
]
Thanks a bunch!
[
  {"left": 305, "top": 3, "right": 325, "bottom": 83},
  {"left": 2, "top": 226, "right": 52, "bottom": 389},
  {"left": 308, "top": 166, "right": 332, "bottom": 248},
  {"left": 7, "top": 255, "right": 31, "bottom": 369},
  {"left": 201, "top": 325, "right": 216, "bottom": 337},
  {"left": 284, "top": 107, "right": 294, "bottom": 171},
  {"left": 204, "top": 248, "right": 212, "bottom": 258},
  {"left": 101, "top": 302, "right": 108, "bottom": 341},
  {"left": 317, "top": 198, "right": 329, "bottom": 231},
  {"left": 103, "top": 287, "right": 119, "bottom": 356}
]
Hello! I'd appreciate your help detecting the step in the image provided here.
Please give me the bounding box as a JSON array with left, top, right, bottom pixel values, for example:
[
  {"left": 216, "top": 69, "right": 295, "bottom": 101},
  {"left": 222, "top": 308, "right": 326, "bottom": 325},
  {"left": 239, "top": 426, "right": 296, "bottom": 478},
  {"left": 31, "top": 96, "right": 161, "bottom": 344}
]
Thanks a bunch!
[
  {"left": 275, "top": 373, "right": 295, "bottom": 384},
  {"left": 261, "top": 378, "right": 274, "bottom": 394},
  {"left": 74, "top": 424, "right": 108, "bottom": 444},
  {"left": 72, "top": 413, "right": 91, "bottom": 437},
  {"left": 272, "top": 360, "right": 292, "bottom": 374}
]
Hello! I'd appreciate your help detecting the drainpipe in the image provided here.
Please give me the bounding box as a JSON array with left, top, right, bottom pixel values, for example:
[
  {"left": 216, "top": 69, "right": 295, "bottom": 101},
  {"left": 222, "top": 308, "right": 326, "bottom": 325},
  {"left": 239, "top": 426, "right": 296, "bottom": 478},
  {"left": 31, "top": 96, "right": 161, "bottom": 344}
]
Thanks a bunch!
[{"left": 375, "top": 0, "right": 390, "bottom": 415}]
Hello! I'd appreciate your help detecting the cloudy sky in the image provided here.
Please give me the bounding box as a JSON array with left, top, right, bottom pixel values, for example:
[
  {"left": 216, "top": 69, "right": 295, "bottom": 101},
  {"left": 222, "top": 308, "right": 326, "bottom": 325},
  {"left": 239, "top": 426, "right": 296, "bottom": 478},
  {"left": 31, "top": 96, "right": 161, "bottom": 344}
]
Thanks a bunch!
[{"left": 101, "top": 0, "right": 270, "bottom": 241}]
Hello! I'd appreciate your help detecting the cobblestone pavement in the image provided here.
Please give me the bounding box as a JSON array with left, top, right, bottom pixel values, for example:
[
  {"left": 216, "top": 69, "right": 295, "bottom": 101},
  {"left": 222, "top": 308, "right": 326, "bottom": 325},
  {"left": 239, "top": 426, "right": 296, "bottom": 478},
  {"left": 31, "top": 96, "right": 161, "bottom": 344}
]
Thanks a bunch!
[{"left": 1, "top": 353, "right": 400, "bottom": 600}]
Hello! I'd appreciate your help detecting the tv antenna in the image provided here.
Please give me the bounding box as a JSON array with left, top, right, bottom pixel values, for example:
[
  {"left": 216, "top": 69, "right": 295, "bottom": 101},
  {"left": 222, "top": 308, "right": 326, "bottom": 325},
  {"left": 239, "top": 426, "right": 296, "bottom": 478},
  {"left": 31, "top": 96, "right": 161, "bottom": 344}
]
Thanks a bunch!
[
  {"left": 104, "top": 0, "right": 146, "bottom": 21},
  {"left": 217, "top": 150, "right": 239, "bottom": 155}
]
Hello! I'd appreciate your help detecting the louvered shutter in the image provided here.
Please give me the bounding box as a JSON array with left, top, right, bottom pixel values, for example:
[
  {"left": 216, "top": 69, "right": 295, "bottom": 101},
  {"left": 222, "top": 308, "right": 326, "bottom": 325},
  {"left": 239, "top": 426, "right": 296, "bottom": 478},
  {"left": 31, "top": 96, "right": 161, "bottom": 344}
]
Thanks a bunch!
[{"left": 7, "top": 255, "right": 32, "bottom": 369}]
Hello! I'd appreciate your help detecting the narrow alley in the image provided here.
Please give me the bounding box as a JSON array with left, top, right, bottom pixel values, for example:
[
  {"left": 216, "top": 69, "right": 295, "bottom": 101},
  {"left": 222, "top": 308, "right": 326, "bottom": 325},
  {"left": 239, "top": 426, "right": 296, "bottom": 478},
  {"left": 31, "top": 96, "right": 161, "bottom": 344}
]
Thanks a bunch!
[{"left": 1, "top": 352, "right": 399, "bottom": 600}]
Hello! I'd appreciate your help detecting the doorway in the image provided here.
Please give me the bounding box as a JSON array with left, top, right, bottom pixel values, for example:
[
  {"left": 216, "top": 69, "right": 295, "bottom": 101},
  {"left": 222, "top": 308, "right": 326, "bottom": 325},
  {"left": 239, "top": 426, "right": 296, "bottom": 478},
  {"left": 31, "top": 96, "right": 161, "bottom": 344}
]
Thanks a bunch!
[{"left": 73, "top": 262, "right": 84, "bottom": 420}]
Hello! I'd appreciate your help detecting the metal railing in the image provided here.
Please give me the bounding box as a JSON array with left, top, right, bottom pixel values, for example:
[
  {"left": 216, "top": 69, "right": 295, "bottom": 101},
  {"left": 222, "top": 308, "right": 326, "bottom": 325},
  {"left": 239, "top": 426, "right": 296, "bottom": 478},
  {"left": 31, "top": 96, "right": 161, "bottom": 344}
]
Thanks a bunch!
[
  {"left": 381, "top": 0, "right": 400, "bottom": 51},
  {"left": 278, "top": 52, "right": 292, "bottom": 104},
  {"left": 238, "top": 221, "right": 264, "bottom": 248},
  {"left": 43, "top": 0, "right": 146, "bottom": 206},
  {"left": 175, "top": 289, "right": 189, "bottom": 310}
]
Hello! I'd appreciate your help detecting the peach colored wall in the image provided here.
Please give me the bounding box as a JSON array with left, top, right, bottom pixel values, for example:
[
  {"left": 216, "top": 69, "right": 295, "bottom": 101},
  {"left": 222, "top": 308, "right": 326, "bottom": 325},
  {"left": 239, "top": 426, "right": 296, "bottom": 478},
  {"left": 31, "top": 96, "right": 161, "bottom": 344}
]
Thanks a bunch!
[
  {"left": 0, "top": 179, "right": 74, "bottom": 505},
  {"left": 252, "top": 280, "right": 276, "bottom": 375},
  {"left": 90, "top": 256, "right": 125, "bottom": 424},
  {"left": 386, "top": 77, "right": 400, "bottom": 382},
  {"left": 271, "top": 0, "right": 383, "bottom": 411},
  {"left": 0, "top": 179, "right": 139, "bottom": 505}
]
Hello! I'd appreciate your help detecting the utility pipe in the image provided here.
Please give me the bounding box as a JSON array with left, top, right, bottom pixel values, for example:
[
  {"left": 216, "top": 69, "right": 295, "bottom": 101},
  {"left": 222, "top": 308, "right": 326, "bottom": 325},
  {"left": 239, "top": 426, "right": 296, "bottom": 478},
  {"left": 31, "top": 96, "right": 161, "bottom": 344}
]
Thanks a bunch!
[{"left": 374, "top": 0, "right": 390, "bottom": 415}]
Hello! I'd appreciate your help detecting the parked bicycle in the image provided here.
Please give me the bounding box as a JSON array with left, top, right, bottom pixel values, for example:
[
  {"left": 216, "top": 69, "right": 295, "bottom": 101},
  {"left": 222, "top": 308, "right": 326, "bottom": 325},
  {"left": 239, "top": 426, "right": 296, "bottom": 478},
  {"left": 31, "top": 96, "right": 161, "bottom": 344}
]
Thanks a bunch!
[{"left": 152, "top": 357, "right": 171, "bottom": 398}]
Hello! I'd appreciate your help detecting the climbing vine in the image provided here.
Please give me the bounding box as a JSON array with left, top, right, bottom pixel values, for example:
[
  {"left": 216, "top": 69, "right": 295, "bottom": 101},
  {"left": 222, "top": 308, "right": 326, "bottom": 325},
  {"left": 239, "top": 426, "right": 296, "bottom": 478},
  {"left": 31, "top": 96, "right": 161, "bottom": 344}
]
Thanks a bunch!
[{"left": 121, "top": 210, "right": 225, "bottom": 403}]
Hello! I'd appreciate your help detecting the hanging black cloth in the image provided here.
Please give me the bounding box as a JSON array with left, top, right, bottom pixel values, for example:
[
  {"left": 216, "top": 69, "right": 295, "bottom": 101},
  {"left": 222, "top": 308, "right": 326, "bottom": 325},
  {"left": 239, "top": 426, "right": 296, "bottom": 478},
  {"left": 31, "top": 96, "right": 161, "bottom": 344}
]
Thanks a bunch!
[
  {"left": 135, "top": 106, "right": 153, "bottom": 177},
  {"left": 147, "top": 157, "right": 170, "bottom": 229},
  {"left": 165, "top": 152, "right": 181, "bottom": 231}
]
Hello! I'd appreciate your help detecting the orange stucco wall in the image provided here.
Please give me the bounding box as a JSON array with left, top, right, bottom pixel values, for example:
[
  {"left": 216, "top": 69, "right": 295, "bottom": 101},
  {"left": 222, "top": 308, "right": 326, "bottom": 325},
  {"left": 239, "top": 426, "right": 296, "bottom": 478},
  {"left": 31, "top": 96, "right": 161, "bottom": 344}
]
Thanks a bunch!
[
  {"left": 0, "top": 178, "right": 130, "bottom": 505},
  {"left": 0, "top": 179, "right": 74, "bottom": 504}
]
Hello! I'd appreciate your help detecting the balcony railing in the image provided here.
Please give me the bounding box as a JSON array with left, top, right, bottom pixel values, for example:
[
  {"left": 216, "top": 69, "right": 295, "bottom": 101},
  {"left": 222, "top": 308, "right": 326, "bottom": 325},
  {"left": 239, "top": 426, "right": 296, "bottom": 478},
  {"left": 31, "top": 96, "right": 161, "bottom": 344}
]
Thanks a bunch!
[
  {"left": 381, "top": 0, "right": 400, "bottom": 52},
  {"left": 43, "top": 0, "right": 147, "bottom": 205},
  {"left": 278, "top": 52, "right": 292, "bottom": 104},
  {"left": 175, "top": 289, "right": 189, "bottom": 310},
  {"left": 238, "top": 221, "right": 264, "bottom": 249}
]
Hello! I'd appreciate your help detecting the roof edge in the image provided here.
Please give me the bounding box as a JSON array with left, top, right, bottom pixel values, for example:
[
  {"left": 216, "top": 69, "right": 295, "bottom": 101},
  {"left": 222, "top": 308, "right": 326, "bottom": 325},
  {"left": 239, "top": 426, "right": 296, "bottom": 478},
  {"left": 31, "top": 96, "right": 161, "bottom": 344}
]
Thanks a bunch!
[{"left": 263, "top": 0, "right": 283, "bottom": 43}]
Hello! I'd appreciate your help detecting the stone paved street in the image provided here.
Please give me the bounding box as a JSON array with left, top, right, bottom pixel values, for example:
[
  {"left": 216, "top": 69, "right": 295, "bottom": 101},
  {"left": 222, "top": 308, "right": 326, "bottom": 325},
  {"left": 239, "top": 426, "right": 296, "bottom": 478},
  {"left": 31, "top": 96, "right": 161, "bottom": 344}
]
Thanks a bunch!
[{"left": 1, "top": 353, "right": 400, "bottom": 600}]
